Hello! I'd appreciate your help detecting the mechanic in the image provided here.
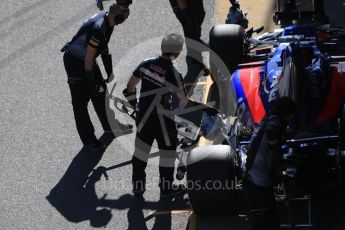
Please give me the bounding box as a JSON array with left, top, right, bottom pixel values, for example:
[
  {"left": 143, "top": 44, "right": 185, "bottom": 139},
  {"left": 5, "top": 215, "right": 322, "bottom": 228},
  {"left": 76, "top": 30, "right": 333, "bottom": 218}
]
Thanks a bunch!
[
  {"left": 225, "top": 0, "right": 249, "bottom": 28},
  {"left": 291, "top": 45, "right": 328, "bottom": 130},
  {"left": 168, "top": 0, "right": 209, "bottom": 94},
  {"left": 243, "top": 97, "right": 297, "bottom": 230},
  {"left": 123, "top": 33, "right": 218, "bottom": 199},
  {"left": 62, "top": 3, "right": 130, "bottom": 151}
]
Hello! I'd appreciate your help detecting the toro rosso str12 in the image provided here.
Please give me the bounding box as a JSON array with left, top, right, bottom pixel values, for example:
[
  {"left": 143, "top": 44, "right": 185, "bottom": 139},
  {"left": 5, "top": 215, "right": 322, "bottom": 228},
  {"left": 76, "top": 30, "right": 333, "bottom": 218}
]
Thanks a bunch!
[
  {"left": 181, "top": 23, "right": 345, "bottom": 228},
  {"left": 229, "top": 25, "right": 345, "bottom": 135}
]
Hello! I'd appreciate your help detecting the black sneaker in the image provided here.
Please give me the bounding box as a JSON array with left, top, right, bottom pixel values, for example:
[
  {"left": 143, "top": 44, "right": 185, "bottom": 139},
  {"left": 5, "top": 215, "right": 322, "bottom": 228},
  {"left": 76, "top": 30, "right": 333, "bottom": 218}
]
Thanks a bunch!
[
  {"left": 176, "top": 166, "right": 186, "bottom": 181},
  {"left": 85, "top": 140, "right": 106, "bottom": 152},
  {"left": 160, "top": 184, "right": 186, "bottom": 198}
]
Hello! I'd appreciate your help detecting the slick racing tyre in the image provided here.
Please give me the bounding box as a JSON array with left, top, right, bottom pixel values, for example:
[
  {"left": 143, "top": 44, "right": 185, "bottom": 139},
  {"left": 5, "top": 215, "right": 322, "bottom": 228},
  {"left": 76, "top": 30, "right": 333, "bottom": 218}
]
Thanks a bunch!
[
  {"left": 209, "top": 24, "right": 244, "bottom": 117},
  {"left": 209, "top": 24, "right": 244, "bottom": 76},
  {"left": 186, "top": 145, "right": 239, "bottom": 215}
]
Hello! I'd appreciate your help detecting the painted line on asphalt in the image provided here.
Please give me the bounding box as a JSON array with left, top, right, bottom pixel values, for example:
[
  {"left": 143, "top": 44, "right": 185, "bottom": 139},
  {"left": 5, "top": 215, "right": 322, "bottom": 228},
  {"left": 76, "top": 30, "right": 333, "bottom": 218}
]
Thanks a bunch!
[{"left": 198, "top": 74, "right": 213, "bottom": 147}]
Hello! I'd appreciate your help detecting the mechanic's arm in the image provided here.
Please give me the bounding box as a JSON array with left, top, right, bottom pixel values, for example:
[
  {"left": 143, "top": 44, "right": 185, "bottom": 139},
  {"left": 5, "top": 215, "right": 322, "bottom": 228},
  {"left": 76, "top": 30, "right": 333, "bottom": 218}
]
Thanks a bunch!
[
  {"left": 127, "top": 75, "right": 141, "bottom": 93},
  {"left": 101, "top": 45, "right": 113, "bottom": 80},
  {"left": 266, "top": 120, "right": 284, "bottom": 149},
  {"left": 85, "top": 45, "right": 98, "bottom": 94},
  {"left": 123, "top": 75, "right": 141, "bottom": 107}
]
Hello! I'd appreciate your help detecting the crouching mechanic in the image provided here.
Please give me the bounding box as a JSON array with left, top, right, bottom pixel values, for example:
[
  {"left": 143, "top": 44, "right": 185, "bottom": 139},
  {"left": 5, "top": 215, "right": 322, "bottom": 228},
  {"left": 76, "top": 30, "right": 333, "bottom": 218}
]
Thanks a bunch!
[
  {"left": 62, "top": 3, "right": 130, "bottom": 151},
  {"left": 243, "top": 97, "right": 297, "bottom": 230},
  {"left": 123, "top": 33, "right": 218, "bottom": 199}
]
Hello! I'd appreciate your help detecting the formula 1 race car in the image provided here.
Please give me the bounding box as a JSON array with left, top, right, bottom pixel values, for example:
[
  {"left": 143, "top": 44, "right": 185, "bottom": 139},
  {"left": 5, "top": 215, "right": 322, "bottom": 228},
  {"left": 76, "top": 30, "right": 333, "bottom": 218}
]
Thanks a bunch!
[
  {"left": 180, "top": 3, "right": 345, "bottom": 229},
  {"left": 213, "top": 24, "right": 345, "bottom": 143}
]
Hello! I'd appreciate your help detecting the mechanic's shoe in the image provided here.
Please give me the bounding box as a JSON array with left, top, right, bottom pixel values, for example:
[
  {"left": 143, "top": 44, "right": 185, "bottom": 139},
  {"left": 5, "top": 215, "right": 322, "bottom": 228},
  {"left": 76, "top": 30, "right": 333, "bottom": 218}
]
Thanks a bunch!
[
  {"left": 160, "top": 184, "right": 186, "bottom": 199},
  {"left": 176, "top": 166, "right": 186, "bottom": 181},
  {"left": 85, "top": 140, "right": 106, "bottom": 152}
]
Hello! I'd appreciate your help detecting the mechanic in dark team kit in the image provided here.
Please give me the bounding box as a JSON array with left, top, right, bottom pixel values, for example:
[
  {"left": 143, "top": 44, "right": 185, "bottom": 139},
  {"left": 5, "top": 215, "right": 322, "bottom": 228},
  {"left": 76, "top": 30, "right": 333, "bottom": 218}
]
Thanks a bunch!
[
  {"left": 168, "top": 0, "right": 209, "bottom": 94},
  {"left": 168, "top": 0, "right": 206, "bottom": 46},
  {"left": 100, "top": 0, "right": 208, "bottom": 94},
  {"left": 123, "top": 33, "right": 218, "bottom": 199},
  {"left": 62, "top": 3, "right": 130, "bottom": 151},
  {"left": 243, "top": 97, "right": 297, "bottom": 230}
]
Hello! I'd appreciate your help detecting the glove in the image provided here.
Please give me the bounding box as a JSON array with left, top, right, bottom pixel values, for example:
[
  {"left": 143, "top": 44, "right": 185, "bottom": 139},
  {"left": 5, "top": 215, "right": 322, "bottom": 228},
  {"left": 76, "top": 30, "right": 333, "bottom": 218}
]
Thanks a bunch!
[
  {"left": 203, "top": 106, "right": 219, "bottom": 117},
  {"left": 122, "top": 88, "right": 137, "bottom": 108}
]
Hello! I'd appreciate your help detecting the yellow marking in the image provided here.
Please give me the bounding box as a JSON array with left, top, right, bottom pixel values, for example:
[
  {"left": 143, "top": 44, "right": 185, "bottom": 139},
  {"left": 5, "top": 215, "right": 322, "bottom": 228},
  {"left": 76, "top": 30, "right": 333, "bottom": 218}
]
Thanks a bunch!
[
  {"left": 188, "top": 212, "right": 197, "bottom": 230},
  {"left": 203, "top": 75, "right": 213, "bottom": 104},
  {"left": 147, "top": 209, "right": 192, "bottom": 217},
  {"left": 88, "top": 39, "right": 99, "bottom": 47},
  {"left": 198, "top": 74, "right": 213, "bottom": 147},
  {"left": 90, "top": 38, "right": 99, "bottom": 43},
  {"left": 90, "top": 36, "right": 100, "bottom": 42},
  {"left": 215, "top": 0, "right": 230, "bottom": 24}
]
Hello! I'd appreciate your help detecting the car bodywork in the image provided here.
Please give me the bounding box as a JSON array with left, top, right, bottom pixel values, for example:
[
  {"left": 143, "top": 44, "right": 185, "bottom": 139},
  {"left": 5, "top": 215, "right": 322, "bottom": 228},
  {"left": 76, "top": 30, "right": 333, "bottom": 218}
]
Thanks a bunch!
[{"left": 229, "top": 25, "right": 345, "bottom": 137}]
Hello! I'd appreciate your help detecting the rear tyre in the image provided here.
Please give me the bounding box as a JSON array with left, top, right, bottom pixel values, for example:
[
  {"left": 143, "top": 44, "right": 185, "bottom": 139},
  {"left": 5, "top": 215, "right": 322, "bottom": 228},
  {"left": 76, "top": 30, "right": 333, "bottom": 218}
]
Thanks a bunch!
[
  {"left": 209, "top": 24, "right": 244, "bottom": 76},
  {"left": 209, "top": 24, "right": 244, "bottom": 117},
  {"left": 186, "top": 145, "right": 239, "bottom": 215}
]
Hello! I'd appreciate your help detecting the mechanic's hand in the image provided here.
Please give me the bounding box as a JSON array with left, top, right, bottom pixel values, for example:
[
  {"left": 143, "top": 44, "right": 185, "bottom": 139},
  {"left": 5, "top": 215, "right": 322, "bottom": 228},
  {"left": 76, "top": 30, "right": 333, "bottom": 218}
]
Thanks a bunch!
[
  {"left": 97, "top": 85, "right": 105, "bottom": 95},
  {"left": 203, "top": 106, "right": 219, "bottom": 117},
  {"left": 122, "top": 88, "right": 137, "bottom": 108}
]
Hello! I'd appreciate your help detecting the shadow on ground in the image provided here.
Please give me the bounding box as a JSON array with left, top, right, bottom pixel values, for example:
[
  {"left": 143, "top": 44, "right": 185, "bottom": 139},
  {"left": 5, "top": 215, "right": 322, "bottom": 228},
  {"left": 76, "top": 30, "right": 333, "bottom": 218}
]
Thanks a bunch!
[{"left": 46, "top": 133, "right": 189, "bottom": 229}]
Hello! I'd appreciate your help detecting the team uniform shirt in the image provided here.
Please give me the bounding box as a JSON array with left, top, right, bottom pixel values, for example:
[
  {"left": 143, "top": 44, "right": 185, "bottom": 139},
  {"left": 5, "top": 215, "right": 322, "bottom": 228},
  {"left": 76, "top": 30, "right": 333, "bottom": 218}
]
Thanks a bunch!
[
  {"left": 133, "top": 56, "right": 186, "bottom": 119},
  {"left": 67, "top": 11, "right": 113, "bottom": 61},
  {"left": 249, "top": 115, "right": 285, "bottom": 187}
]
